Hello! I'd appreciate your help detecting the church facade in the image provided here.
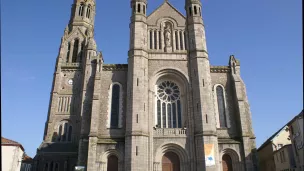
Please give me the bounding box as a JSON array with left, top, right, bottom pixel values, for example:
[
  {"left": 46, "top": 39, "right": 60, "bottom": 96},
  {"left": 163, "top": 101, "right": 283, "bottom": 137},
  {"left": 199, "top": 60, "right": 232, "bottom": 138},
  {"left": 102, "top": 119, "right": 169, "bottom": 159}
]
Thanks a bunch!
[{"left": 33, "top": 0, "right": 258, "bottom": 171}]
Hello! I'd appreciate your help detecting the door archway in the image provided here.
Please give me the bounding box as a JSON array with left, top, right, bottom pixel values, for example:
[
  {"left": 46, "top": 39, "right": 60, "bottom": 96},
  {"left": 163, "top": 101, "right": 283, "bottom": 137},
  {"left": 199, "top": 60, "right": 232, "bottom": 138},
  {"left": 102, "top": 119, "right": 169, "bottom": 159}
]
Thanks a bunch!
[
  {"left": 107, "top": 155, "right": 118, "bottom": 171},
  {"left": 162, "top": 152, "right": 180, "bottom": 171},
  {"left": 222, "top": 154, "right": 233, "bottom": 171}
]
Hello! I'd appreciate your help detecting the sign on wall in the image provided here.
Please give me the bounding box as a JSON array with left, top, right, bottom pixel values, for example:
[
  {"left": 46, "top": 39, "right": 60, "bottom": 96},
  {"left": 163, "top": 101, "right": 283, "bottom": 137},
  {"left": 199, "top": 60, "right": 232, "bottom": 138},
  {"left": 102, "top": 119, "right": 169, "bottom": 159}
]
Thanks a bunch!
[{"left": 204, "top": 144, "right": 215, "bottom": 166}]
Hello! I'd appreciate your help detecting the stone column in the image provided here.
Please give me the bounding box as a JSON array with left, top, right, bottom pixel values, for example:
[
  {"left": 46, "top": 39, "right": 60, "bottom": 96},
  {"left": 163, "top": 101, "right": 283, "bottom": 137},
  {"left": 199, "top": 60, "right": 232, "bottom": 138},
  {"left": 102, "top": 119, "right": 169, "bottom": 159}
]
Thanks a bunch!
[
  {"left": 148, "top": 30, "right": 151, "bottom": 49},
  {"left": 172, "top": 30, "right": 176, "bottom": 51},
  {"left": 153, "top": 162, "right": 160, "bottom": 171},
  {"left": 152, "top": 30, "right": 155, "bottom": 50},
  {"left": 83, "top": 5, "right": 88, "bottom": 18},
  {"left": 161, "top": 30, "right": 165, "bottom": 51},
  {"left": 69, "top": 40, "right": 74, "bottom": 63},
  {"left": 177, "top": 30, "right": 180, "bottom": 51},
  {"left": 181, "top": 31, "right": 185, "bottom": 50}
]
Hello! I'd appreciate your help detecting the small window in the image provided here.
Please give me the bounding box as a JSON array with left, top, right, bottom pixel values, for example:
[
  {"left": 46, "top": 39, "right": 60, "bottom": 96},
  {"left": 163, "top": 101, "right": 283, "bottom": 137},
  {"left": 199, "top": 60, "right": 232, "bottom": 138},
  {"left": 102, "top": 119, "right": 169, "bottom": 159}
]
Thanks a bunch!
[
  {"left": 175, "top": 31, "right": 179, "bottom": 50},
  {"left": 66, "top": 43, "right": 71, "bottom": 63},
  {"left": 143, "top": 5, "right": 146, "bottom": 14},
  {"left": 189, "top": 7, "right": 192, "bottom": 16},
  {"left": 199, "top": 7, "right": 201, "bottom": 16},
  {"left": 86, "top": 5, "right": 91, "bottom": 18},
  {"left": 154, "top": 30, "right": 157, "bottom": 49},
  {"left": 79, "top": 4, "right": 84, "bottom": 16},
  {"left": 149, "top": 31, "right": 153, "bottom": 49},
  {"left": 194, "top": 6, "right": 197, "bottom": 15},
  {"left": 72, "top": 39, "right": 79, "bottom": 63},
  {"left": 137, "top": 4, "right": 141, "bottom": 13}
]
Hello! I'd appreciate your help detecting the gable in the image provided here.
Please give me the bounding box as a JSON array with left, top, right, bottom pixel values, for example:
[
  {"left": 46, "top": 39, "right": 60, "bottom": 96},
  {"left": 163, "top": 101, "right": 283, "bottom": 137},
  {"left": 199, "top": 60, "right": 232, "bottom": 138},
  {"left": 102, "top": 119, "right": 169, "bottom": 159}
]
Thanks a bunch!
[{"left": 147, "top": 2, "right": 186, "bottom": 27}]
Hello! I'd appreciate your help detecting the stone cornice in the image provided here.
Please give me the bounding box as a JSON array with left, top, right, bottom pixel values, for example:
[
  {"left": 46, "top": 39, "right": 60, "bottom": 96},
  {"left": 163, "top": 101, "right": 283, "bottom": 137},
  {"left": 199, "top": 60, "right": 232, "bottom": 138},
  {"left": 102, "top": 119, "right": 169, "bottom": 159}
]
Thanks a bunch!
[
  {"left": 102, "top": 64, "right": 128, "bottom": 71},
  {"left": 102, "top": 64, "right": 230, "bottom": 73},
  {"left": 210, "top": 66, "right": 231, "bottom": 73}
]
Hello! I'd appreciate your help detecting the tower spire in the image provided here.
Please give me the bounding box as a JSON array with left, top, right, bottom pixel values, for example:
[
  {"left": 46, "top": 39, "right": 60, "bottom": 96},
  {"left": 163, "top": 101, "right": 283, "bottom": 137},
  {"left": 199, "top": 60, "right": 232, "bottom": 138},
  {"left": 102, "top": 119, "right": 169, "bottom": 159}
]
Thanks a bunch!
[{"left": 68, "top": 0, "right": 96, "bottom": 31}]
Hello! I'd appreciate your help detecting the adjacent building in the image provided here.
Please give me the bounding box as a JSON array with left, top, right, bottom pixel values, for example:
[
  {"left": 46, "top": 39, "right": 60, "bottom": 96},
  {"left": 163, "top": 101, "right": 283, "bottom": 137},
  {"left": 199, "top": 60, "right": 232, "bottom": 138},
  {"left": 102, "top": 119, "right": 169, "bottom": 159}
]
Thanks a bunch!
[
  {"left": 257, "top": 126, "right": 292, "bottom": 171},
  {"left": 33, "top": 0, "right": 258, "bottom": 171},
  {"left": 1, "top": 137, "right": 25, "bottom": 171},
  {"left": 287, "top": 110, "right": 303, "bottom": 171},
  {"left": 20, "top": 154, "right": 33, "bottom": 171},
  {"left": 258, "top": 110, "right": 304, "bottom": 171}
]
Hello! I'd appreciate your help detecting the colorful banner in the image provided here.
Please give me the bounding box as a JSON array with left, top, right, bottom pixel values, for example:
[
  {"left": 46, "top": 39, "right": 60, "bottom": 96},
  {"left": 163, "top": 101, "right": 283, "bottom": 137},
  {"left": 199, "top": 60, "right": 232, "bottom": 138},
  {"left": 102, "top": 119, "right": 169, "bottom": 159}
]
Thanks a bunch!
[{"left": 204, "top": 144, "right": 215, "bottom": 166}]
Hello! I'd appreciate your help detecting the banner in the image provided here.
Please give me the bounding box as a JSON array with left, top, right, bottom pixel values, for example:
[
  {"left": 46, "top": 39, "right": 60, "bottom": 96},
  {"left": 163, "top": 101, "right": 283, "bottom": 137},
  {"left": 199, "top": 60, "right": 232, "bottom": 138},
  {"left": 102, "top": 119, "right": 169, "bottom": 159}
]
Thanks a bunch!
[{"left": 204, "top": 144, "right": 215, "bottom": 166}]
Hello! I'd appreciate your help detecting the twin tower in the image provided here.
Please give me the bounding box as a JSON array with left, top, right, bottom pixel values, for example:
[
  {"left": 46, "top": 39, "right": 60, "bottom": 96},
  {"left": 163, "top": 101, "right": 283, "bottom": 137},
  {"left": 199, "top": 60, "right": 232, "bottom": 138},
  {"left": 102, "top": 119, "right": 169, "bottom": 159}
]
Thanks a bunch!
[{"left": 33, "top": 0, "right": 258, "bottom": 171}]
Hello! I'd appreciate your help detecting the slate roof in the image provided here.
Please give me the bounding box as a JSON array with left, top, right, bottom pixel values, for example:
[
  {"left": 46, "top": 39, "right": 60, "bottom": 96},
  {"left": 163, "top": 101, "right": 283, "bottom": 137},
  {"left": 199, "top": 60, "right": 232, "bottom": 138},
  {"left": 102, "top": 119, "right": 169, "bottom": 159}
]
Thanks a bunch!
[
  {"left": 37, "top": 142, "right": 78, "bottom": 153},
  {"left": 1, "top": 137, "right": 25, "bottom": 151}
]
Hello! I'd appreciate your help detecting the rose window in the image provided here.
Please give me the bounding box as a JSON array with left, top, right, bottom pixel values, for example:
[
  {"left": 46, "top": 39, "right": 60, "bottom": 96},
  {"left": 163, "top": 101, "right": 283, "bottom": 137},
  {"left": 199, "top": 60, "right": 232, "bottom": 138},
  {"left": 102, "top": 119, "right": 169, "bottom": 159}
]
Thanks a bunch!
[{"left": 156, "top": 81, "right": 182, "bottom": 128}]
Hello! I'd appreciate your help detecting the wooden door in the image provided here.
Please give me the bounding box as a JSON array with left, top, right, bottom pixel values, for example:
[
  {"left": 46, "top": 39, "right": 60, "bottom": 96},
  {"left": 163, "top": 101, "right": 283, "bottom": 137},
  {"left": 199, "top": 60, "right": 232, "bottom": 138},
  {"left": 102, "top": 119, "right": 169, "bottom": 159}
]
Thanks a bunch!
[
  {"left": 222, "top": 154, "right": 233, "bottom": 171},
  {"left": 162, "top": 152, "right": 180, "bottom": 171},
  {"left": 107, "top": 155, "right": 118, "bottom": 171}
]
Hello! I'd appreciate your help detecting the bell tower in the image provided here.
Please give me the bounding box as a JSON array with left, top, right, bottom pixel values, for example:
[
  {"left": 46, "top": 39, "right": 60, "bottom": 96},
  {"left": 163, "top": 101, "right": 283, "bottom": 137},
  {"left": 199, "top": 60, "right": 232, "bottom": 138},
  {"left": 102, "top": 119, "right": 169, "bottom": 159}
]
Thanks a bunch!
[
  {"left": 125, "top": 0, "right": 150, "bottom": 170},
  {"left": 185, "top": 0, "right": 219, "bottom": 170}
]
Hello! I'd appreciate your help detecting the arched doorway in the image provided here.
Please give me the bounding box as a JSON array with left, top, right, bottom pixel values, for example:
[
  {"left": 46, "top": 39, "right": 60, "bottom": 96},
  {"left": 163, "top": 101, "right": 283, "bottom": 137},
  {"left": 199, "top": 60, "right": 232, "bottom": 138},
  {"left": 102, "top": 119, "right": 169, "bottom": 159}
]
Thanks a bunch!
[
  {"left": 162, "top": 152, "right": 180, "bottom": 171},
  {"left": 222, "top": 154, "right": 233, "bottom": 171},
  {"left": 107, "top": 155, "right": 118, "bottom": 171}
]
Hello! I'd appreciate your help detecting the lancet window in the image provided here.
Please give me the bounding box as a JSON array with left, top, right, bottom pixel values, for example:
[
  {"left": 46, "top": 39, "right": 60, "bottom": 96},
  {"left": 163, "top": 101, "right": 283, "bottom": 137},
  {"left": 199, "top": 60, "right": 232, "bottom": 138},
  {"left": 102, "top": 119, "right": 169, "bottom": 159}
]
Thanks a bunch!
[
  {"left": 109, "top": 83, "right": 122, "bottom": 128},
  {"left": 156, "top": 81, "right": 182, "bottom": 128},
  {"left": 57, "top": 121, "right": 73, "bottom": 142},
  {"left": 216, "top": 86, "right": 228, "bottom": 127},
  {"left": 79, "top": 3, "right": 84, "bottom": 16}
]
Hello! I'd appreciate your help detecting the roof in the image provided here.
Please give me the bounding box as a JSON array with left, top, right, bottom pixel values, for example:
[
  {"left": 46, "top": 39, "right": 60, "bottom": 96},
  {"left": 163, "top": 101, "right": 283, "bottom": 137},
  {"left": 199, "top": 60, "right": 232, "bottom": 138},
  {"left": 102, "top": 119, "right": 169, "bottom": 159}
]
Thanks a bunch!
[
  {"left": 257, "top": 125, "right": 287, "bottom": 151},
  {"left": 1, "top": 137, "right": 25, "bottom": 151},
  {"left": 147, "top": 1, "right": 185, "bottom": 19},
  {"left": 287, "top": 110, "right": 303, "bottom": 126},
  {"left": 23, "top": 154, "right": 33, "bottom": 163},
  {"left": 257, "top": 110, "right": 303, "bottom": 151}
]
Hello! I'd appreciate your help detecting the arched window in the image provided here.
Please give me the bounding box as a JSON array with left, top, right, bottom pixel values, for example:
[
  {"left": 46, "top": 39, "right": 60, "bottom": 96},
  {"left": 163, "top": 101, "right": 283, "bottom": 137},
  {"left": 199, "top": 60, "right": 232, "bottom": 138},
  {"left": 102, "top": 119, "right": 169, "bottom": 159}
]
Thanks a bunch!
[
  {"left": 57, "top": 121, "right": 72, "bottom": 142},
  {"left": 156, "top": 81, "right": 182, "bottom": 128},
  {"left": 58, "top": 125, "right": 62, "bottom": 141},
  {"left": 194, "top": 6, "right": 197, "bottom": 15},
  {"left": 110, "top": 84, "right": 121, "bottom": 128},
  {"left": 43, "top": 163, "right": 48, "bottom": 171},
  {"left": 68, "top": 125, "right": 72, "bottom": 141},
  {"left": 154, "top": 30, "right": 157, "bottom": 49},
  {"left": 216, "top": 86, "right": 227, "bottom": 127},
  {"left": 86, "top": 5, "right": 91, "bottom": 18},
  {"left": 55, "top": 163, "right": 59, "bottom": 171},
  {"left": 175, "top": 31, "right": 179, "bottom": 50},
  {"left": 79, "top": 4, "right": 84, "bottom": 16},
  {"left": 149, "top": 30, "right": 153, "bottom": 49},
  {"left": 72, "top": 39, "right": 79, "bottom": 63},
  {"left": 199, "top": 7, "right": 201, "bottom": 16},
  {"left": 137, "top": 4, "right": 141, "bottom": 13},
  {"left": 66, "top": 43, "right": 71, "bottom": 63},
  {"left": 79, "top": 41, "right": 84, "bottom": 62},
  {"left": 50, "top": 162, "right": 53, "bottom": 171},
  {"left": 179, "top": 31, "right": 183, "bottom": 50},
  {"left": 143, "top": 5, "right": 146, "bottom": 14}
]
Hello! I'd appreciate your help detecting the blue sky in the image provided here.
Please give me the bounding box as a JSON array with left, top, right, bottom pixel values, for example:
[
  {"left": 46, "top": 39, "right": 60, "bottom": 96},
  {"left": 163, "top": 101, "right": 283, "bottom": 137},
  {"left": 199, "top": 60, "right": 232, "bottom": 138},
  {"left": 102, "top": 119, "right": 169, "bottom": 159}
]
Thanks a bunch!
[{"left": 1, "top": 0, "right": 302, "bottom": 158}]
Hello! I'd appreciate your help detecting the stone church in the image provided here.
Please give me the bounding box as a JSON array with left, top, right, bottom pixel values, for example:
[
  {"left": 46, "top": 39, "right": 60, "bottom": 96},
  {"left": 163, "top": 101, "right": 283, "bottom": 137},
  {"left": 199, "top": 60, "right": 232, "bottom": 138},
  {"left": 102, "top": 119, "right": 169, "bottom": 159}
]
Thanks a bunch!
[{"left": 33, "top": 0, "right": 258, "bottom": 170}]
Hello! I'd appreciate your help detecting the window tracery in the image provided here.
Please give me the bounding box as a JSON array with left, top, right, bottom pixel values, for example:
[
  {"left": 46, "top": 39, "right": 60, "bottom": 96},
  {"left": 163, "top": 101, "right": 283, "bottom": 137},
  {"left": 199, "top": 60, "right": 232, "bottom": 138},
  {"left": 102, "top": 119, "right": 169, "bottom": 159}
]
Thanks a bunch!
[
  {"left": 156, "top": 81, "right": 182, "bottom": 128},
  {"left": 57, "top": 121, "right": 73, "bottom": 142}
]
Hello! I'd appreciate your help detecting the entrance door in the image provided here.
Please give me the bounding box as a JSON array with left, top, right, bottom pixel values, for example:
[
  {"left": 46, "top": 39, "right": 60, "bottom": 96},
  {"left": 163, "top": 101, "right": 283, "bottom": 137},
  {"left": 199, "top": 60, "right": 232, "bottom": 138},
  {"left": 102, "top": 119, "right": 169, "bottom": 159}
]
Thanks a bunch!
[
  {"left": 222, "top": 154, "right": 233, "bottom": 171},
  {"left": 107, "top": 155, "right": 118, "bottom": 171},
  {"left": 162, "top": 152, "right": 180, "bottom": 171}
]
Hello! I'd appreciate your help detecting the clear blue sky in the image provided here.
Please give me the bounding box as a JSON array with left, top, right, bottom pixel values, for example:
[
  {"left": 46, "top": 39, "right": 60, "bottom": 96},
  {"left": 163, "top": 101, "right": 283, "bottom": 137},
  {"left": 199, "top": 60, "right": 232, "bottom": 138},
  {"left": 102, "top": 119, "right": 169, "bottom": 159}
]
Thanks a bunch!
[{"left": 2, "top": 0, "right": 302, "bottom": 158}]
